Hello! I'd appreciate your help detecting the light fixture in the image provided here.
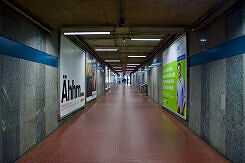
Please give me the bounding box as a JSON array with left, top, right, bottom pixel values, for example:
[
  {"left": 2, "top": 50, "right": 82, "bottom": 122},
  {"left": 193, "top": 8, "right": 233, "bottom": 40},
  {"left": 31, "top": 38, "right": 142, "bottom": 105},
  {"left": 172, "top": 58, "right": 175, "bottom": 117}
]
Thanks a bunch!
[
  {"left": 131, "top": 38, "right": 161, "bottom": 41},
  {"left": 126, "top": 69, "right": 134, "bottom": 70},
  {"left": 105, "top": 60, "right": 120, "bottom": 62},
  {"left": 127, "top": 66, "right": 136, "bottom": 67},
  {"left": 115, "top": 70, "right": 122, "bottom": 71},
  {"left": 200, "top": 39, "right": 207, "bottom": 42},
  {"left": 95, "top": 49, "right": 118, "bottom": 51},
  {"left": 113, "top": 67, "right": 122, "bottom": 69},
  {"left": 128, "top": 56, "right": 147, "bottom": 58},
  {"left": 127, "top": 64, "right": 140, "bottom": 65},
  {"left": 64, "top": 32, "right": 110, "bottom": 35}
]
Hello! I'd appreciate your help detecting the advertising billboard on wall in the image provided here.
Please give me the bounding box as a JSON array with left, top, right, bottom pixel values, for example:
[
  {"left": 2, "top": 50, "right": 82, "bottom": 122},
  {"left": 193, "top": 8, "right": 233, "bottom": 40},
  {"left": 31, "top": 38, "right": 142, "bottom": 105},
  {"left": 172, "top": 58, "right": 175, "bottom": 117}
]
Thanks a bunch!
[
  {"left": 60, "top": 35, "right": 85, "bottom": 118},
  {"left": 86, "top": 52, "right": 97, "bottom": 102},
  {"left": 162, "top": 34, "right": 187, "bottom": 119}
]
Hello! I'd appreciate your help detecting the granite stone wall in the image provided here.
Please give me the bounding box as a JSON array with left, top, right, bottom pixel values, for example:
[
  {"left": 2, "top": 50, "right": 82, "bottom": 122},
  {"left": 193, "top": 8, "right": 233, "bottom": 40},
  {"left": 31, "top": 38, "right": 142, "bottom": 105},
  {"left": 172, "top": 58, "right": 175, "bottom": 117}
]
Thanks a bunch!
[
  {"left": 0, "top": 2, "right": 59, "bottom": 162},
  {"left": 188, "top": 0, "right": 245, "bottom": 162},
  {"left": 147, "top": 53, "right": 162, "bottom": 105},
  {"left": 96, "top": 68, "right": 105, "bottom": 97}
]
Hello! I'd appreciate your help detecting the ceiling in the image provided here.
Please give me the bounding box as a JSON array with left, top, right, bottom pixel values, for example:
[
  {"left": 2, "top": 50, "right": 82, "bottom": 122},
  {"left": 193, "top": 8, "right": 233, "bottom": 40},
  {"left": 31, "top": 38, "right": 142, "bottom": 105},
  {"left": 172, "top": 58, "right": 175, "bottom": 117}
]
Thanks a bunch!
[{"left": 6, "top": 0, "right": 239, "bottom": 74}]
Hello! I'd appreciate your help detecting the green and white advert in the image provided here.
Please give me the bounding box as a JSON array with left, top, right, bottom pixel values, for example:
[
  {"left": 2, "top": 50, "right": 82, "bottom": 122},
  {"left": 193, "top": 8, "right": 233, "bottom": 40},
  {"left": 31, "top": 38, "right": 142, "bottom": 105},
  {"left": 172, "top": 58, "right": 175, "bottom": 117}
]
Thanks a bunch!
[{"left": 162, "top": 35, "right": 187, "bottom": 119}]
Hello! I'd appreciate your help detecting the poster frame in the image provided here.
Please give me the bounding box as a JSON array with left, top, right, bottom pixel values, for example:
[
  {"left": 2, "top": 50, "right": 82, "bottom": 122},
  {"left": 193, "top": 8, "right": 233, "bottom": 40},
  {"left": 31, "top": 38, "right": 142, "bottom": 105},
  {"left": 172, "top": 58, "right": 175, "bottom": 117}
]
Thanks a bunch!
[{"left": 161, "top": 34, "right": 188, "bottom": 120}]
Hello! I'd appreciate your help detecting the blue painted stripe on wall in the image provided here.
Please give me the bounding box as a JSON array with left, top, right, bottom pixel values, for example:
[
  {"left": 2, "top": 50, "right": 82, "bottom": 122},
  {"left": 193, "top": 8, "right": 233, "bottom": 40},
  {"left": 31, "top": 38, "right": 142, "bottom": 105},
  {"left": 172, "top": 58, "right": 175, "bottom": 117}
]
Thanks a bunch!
[
  {"left": 189, "top": 35, "right": 245, "bottom": 67},
  {"left": 0, "top": 36, "right": 58, "bottom": 67}
]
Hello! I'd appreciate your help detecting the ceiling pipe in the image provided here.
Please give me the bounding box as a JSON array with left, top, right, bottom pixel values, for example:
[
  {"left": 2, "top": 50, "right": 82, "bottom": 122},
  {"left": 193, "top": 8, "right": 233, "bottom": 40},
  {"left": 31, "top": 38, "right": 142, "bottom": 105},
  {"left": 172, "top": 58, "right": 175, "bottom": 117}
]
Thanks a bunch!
[{"left": 118, "top": 0, "right": 125, "bottom": 27}]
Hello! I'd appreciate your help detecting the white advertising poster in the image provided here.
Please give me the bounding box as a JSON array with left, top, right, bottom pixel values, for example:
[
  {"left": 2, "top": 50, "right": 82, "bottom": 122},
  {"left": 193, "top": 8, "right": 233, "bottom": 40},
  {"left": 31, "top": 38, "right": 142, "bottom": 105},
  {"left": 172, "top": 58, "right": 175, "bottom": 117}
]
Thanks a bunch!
[{"left": 60, "top": 35, "right": 85, "bottom": 118}]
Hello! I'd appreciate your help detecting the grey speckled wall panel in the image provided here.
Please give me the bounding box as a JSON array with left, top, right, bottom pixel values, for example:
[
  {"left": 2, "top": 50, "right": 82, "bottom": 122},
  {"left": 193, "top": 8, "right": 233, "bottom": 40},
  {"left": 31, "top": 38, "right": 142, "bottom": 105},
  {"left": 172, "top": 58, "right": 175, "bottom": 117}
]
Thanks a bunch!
[
  {"left": 153, "top": 68, "right": 158, "bottom": 103},
  {"left": 226, "top": 55, "right": 243, "bottom": 163},
  {"left": 19, "top": 60, "right": 37, "bottom": 155},
  {"left": 0, "top": 55, "right": 3, "bottom": 162},
  {"left": 96, "top": 70, "right": 105, "bottom": 97},
  {"left": 20, "top": 18, "right": 42, "bottom": 49},
  {"left": 1, "top": 4, "right": 21, "bottom": 42},
  {"left": 208, "top": 17, "right": 226, "bottom": 49},
  {"left": 188, "top": 31, "right": 201, "bottom": 57},
  {"left": 188, "top": 66, "right": 201, "bottom": 136},
  {"left": 209, "top": 59, "right": 226, "bottom": 155},
  {"left": 148, "top": 70, "right": 153, "bottom": 99},
  {"left": 36, "top": 64, "right": 46, "bottom": 142},
  {"left": 226, "top": 3, "right": 243, "bottom": 41},
  {"left": 243, "top": 54, "right": 245, "bottom": 163},
  {"left": 187, "top": 2, "right": 245, "bottom": 162},
  {"left": 46, "top": 30, "right": 59, "bottom": 57},
  {"left": 200, "top": 64, "right": 210, "bottom": 143},
  {"left": 45, "top": 66, "right": 58, "bottom": 135},
  {"left": 0, "top": 2, "right": 59, "bottom": 162},
  {"left": 2, "top": 56, "right": 20, "bottom": 162}
]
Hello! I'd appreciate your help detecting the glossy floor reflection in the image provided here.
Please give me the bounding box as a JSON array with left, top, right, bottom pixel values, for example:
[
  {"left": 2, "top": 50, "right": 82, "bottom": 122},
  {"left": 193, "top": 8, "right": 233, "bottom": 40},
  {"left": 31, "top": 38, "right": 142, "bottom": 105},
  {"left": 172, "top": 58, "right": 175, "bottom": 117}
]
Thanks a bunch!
[{"left": 17, "top": 85, "right": 228, "bottom": 163}]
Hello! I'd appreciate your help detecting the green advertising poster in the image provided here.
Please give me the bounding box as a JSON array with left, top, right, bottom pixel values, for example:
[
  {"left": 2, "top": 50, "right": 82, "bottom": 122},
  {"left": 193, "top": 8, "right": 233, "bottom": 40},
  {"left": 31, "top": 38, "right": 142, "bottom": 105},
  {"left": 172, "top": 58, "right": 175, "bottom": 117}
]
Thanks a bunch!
[{"left": 162, "top": 35, "right": 187, "bottom": 119}]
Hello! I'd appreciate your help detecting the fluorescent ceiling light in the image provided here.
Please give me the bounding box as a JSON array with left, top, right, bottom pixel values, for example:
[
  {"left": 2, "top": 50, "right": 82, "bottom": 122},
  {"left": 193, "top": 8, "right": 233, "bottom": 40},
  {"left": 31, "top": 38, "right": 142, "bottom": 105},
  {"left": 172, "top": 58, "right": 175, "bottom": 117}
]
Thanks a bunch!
[
  {"left": 200, "top": 39, "right": 207, "bottom": 42},
  {"left": 127, "top": 66, "right": 136, "bottom": 67},
  {"left": 131, "top": 38, "right": 161, "bottom": 41},
  {"left": 64, "top": 32, "right": 110, "bottom": 35},
  {"left": 95, "top": 48, "right": 118, "bottom": 51},
  {"left": 128, "top": 56, "right": 147, "bottom": 58},
  {"left": 127, "top": 64, "right": 140, "bottom": 65},
  {"left": 105, "top": 60, "right": 120, "bottom": 62},
  {"left": 113, "top": 67, "right": 122, "bottom": 69},
  {"left": 115, "top": 70, "right": 122, "bottom": 71},
  {"left": 126, "top": 69, "right": 134, "bottom": 70}
]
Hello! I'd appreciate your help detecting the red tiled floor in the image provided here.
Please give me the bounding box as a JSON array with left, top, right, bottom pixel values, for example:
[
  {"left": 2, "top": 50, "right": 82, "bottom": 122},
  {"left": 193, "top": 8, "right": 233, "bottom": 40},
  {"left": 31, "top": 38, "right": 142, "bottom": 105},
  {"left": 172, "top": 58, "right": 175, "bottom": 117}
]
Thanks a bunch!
[{"left": 17, "top": 85, "right": 229, "bottom": 163}]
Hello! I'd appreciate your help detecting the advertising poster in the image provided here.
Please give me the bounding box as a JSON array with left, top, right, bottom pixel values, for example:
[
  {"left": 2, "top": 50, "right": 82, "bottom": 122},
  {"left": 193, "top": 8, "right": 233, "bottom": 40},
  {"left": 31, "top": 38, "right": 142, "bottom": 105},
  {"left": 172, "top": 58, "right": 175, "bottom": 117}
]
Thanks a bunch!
[
  {"left": 86, "top": 52, "right": 97, "bottom": 102},
  {"left": 105, "top": 66, "right": 109, "bottom": 90},
  {"left": 60, "top": 35, "right": 85, "bottom": 118},
  {"left": 162, "top": 35, "right": 187, "bottom": 119}
]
